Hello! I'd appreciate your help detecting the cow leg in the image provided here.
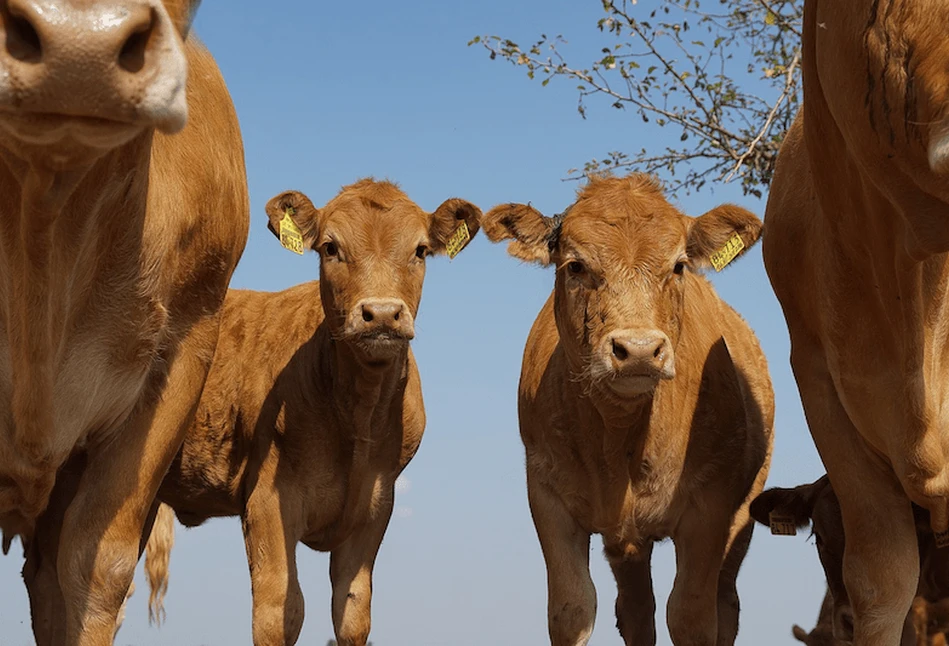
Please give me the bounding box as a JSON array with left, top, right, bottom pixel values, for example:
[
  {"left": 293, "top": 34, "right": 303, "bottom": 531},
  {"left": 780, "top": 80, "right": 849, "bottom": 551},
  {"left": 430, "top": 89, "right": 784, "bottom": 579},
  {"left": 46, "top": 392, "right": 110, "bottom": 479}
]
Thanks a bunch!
[
  {"left": 242, "top": 486, "right": 304, "bottom": 646},
  {"left": 22, "top": 456, "right": 84, "bottom": 646},
  {"left": 666, "top": 498, "right": 731, "bottom": 646},
  {"left": 528, "top": 474, "right": 596, "bottom": 646},
  {"left": 329, "top": 493, "right": 394, "bottom": 646},
  {"left": 791, "top": 344, "right": 918, "bottom": 646},
  {"left": 608, "top": 542, "right": 656, "bottom": 646},
  {"left": 54, "top": 324, "right": 218, "bottom": 646},
  {"left": 715, "top": 519, "right": 753, "bottom": 646}
]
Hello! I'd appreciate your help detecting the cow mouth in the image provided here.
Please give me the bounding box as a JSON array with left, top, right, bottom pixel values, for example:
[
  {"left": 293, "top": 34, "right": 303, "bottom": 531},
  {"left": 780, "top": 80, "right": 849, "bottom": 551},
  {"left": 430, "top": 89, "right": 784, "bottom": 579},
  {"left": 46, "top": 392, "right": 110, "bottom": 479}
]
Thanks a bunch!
[
  {"left": 606, "top": 374, "right": 661, "bottom": 397},
  {"left": 0, "top": 111, "right": 145, "bottom": 151},
  {"left": 348, "top": 329, "right": 412, "bottom": 358}
]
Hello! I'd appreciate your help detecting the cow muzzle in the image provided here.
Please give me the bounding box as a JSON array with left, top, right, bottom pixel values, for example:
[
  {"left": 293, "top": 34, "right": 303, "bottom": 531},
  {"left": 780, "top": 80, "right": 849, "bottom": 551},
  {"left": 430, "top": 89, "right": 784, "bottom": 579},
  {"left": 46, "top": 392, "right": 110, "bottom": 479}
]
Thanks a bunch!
[
  {"left": 0, "top": 0, "right": 188, "bottom": 150},
  {"left": 598, "top": 328, "right": 675, "bottom": 396},
  {"left": 344, "top": 298, "right": 415, "bottom": 358}
]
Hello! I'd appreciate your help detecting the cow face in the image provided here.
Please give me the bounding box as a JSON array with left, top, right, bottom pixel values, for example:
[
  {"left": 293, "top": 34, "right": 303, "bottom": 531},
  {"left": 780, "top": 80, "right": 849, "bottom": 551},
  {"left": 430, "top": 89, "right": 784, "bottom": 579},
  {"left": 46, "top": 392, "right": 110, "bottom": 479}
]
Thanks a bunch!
[
  {"left": 265, "top": 179, "right": 481, "bottom": 365},
  {"left": 750, "top": 477, "right": 855, "bottom": 643},
  {"left": 0, "top": 0, "right": 202, "bottom": 164},
  {"left": 483, "top": 173, "right": 760, "bottom": 400}
]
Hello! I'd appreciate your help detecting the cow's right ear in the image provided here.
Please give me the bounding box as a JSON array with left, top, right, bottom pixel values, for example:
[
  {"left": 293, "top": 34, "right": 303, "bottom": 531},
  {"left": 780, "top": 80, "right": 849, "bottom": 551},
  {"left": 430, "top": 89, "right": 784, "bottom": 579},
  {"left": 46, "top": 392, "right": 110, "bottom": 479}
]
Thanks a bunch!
[
  {"left": 264, "top": 190, "right": 321, "bottom": 251},
  {"left": 749, "top": 476, "right": 829, "bottom": 531},
  {"left": 482, "top": 203, "right": 559, "bottom": 265}
]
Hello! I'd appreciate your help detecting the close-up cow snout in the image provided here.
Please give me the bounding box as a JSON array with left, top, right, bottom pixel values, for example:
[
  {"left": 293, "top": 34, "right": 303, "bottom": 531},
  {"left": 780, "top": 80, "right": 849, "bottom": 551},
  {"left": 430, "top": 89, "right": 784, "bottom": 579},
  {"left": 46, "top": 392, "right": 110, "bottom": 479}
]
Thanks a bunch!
[
  {"left": 604, "top": 328, "right": 675, "bottom": 381},
  {"left": 348, "top": 297, "right": 416, "bottom": 341},
  {"left": 0, "top": 0, "right": 187, "bottom": 137}
]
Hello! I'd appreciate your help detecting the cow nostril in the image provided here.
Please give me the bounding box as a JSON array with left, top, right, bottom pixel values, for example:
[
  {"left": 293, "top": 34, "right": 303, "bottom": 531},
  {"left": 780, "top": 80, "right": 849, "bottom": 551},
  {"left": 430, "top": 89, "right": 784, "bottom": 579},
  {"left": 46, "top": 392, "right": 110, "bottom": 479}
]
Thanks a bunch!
[
  {"left": 653, "top": 344, "right": 663, "bottom": 359},
  {"left": 393, "top": 310, "right": 400, "bottom": 321},
  {"left": 4, "top": 11, "right": 41, "bottom": 64},
  {"left": 362, "top": 309, "right": 373, "bottom": 323},
  {"left": 118, "top": 10, "right": 156, "bottom": 74},
  {"left": 611, "top": 339, "right": 628, "bottom": 362}
]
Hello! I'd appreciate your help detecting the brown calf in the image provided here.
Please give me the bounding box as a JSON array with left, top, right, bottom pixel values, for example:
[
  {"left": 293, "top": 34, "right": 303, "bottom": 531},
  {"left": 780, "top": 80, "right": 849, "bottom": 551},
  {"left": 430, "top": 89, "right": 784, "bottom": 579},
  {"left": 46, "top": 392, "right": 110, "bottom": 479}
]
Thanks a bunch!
[
  {"left": 751, "top": 478, "right": 949, "bottom": 644},
  {"left": 482, "top": 173, "right": 774, "bottom": 646},
  {"left": 762, "top": 1, "right": 949, "bottom": 641},
  {"left": 0, "top": 2, "right": 248, "bottom": 644},
  {"left": 151, "top": 179, "right": 481, "bottom": 645}
]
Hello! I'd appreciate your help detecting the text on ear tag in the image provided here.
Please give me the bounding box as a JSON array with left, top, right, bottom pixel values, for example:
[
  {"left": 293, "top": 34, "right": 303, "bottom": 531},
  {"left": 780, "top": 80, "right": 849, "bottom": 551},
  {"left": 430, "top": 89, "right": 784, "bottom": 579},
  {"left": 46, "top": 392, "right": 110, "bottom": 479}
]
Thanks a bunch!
[
  {"left": 935, "top": 529, "right": 949, "bottom": 549},
  {"left": 769, "top": 512, "right": 797, "bottom": 536},
  {"left": 279, "top": 207, "right": 304, "bottom": 256},
  {"left": 446, "top": 220, "right": 471, "bottom": 260},
  {"left": 710, "top": 233, "right": 745, "bottom": 272}
]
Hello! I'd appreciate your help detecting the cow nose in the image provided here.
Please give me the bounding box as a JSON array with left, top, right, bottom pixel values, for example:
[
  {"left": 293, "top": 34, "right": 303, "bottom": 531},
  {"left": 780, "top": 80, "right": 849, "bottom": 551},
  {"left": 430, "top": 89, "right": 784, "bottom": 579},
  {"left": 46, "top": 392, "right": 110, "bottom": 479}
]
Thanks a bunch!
[
  {"left": 351, "top": 298, "right": 415, "bottom": 339},
  {"left": 0, "top": 0, "right": 188, "bottom": 133},
  {"left": 607, "top": 329, "right": 675, "bottom": 379}
]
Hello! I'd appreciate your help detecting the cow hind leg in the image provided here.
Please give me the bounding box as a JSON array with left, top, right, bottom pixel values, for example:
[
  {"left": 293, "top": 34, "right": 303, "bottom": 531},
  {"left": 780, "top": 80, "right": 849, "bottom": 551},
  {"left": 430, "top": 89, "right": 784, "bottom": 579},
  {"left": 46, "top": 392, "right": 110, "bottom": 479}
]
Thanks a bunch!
[
  {"left": 330, "top": 493, "right": 394, "bottom": 646},
  {"left": 608, "top": 542, "right": 656, "bottom": 646},
  {"left": 791, "top": 348, "right": 918, "bottom": 646},
  {"left": 242, "top": 486, "right": 305, "bottom": 646}
]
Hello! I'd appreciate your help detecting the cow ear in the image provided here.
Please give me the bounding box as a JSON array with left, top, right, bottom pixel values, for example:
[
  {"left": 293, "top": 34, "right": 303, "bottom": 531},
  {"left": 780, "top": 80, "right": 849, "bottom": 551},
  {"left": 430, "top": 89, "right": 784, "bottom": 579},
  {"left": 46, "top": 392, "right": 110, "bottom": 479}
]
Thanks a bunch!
[
  {"left": 482, "top": 203, "right": 560, "bottom": 266},
  {"left": 264, "top": 190, "right": 320, "bottom": 252},
  {"left": 791, "top": 625, "right": 809, "bottom": 643},
  {"left": 428, "top": 199, "right": 482, "bottom": 257},
  {"left": 749, "top": 477, "right": 828, "bottom": 531},
  {"left": 686, "top": 204, "right": 762, "bottom": 271}
]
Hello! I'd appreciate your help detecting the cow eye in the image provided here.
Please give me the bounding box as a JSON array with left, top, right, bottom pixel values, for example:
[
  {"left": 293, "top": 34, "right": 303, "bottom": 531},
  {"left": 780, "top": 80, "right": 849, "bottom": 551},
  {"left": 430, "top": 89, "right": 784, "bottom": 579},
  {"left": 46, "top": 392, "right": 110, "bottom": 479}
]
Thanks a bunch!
[
  {"left": 323, "top": 242, "right": 338, "bottom": 258},
  {"left": 415, "top": 245, "right": 428, "bottom": 260},
  {"left": 673, "top": 261, "right": 685, "bottom": 276},
  {"left": 567, "top": 260, "right": 585, "bottom": 275}
]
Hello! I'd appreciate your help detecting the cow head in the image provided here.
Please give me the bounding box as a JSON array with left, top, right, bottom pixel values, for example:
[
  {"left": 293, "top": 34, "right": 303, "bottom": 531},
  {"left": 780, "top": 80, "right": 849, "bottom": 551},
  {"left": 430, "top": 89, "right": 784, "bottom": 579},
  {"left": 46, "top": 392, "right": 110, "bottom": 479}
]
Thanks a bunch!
[
  {"left": 750, "top": 477, "right": 856, "bottom": 642},
  {"left": 0, "top": 0, "right": 202, "bottom": 166},
  {"left": 265, "top": 179, "right": 481, "bottom": 366},
  {"left": 482, "top": 173, "right": 760, "bottom": 401}
]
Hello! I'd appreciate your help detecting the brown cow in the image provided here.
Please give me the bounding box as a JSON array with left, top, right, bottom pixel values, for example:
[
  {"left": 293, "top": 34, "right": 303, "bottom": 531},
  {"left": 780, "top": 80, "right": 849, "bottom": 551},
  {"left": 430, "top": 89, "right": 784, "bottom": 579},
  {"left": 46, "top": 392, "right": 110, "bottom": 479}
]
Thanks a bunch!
[
  {"left": 762, "top": 0, "right": 949, "bottom": 642},
  {"left": 0, "top": 1, "right": 249, "bottom": 644},
  {"left": 148, "top": 179, "right": 481, "bottom": 645},
  {"left": 751, "top": 478, "right": 949, "bottom": 645},
  {"left": 481, "top": 173, "right": 774, "bottom": 645},
  {"left": 791, "top": 590, "right": 846, "bottom": 646}
]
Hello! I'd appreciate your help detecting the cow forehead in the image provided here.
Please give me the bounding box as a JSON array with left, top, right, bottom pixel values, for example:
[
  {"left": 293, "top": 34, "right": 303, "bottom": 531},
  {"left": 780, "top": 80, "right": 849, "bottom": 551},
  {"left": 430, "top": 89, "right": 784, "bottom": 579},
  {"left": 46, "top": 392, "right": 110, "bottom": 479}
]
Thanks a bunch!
[
  {"left": 322, "top": 196, "right": 429, "bottom": 249},
  {"left": 560, "top": 202, "right": 686, "bottom": 266}
]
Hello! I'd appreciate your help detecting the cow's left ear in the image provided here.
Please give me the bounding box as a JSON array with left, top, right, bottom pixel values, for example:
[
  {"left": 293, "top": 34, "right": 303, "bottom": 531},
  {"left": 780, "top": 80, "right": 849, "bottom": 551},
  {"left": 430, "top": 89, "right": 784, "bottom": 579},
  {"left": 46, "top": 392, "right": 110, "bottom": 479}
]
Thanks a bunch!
[
  {"left": 686, "top": 204, "right": 762, "bottom": 271},
  {"left": 428, "top": 199, "right": 482, "bottom": 256},
  {"left": 264, "top": 190, "right": 321, "bottom": 252}
]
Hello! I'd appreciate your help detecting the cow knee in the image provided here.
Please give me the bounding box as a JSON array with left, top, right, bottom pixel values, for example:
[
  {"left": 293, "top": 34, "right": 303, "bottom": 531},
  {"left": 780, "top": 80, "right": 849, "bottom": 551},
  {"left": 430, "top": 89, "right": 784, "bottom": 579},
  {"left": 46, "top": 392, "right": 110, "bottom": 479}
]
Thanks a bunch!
[
  {"left": 58, "top": 534, "right": 138, "bottom": 633},
  {"left": 252, "top": 586, "right": 304, "bottom": 646},
  {"left": 550, "top": 601, "right": 595, "bottom": 645},
  {"left": 668, "top": 591, "right": 717, "bottom": 646},
  {"left": 334, "top": 588, "right": 373, "bottom": 646}
]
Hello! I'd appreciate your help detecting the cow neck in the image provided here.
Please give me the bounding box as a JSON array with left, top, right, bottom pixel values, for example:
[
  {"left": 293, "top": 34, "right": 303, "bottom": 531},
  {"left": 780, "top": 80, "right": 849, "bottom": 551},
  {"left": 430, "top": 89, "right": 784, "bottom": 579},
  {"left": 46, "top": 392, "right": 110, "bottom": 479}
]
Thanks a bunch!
[
  {"left": 0, "top": 137, "right": 152, "bottom": 486},
  {"left": 317, "top": 328, "right": 407, "bottom": 549},
  {"left": 583, "top": 380, "right": 656, "bottom": 447}
]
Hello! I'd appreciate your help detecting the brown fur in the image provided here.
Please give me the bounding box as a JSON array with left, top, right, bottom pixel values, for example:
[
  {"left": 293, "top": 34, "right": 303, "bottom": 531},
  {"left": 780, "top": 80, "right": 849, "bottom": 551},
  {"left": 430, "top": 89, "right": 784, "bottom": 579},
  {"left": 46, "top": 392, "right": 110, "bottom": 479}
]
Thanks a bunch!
[
  {"left": 762, "top": 0, "right": 949, "bottom": 642},
  {"left": 0, "top": 4, "right": 249, "bottom": 643},
  {"left": 483, "top": 172, "right": 774, "bottom": 645},
  {"left": 151, "top": 179, "right": 481, "bottom": 646}
]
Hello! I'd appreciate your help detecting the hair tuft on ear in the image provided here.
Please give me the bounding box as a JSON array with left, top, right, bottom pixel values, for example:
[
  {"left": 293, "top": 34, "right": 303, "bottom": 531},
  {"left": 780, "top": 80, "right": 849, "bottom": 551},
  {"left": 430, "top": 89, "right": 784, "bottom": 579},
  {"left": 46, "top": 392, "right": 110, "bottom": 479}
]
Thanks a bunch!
[{"left": 482, "top": 203, "right": 561, "bottom": 265}]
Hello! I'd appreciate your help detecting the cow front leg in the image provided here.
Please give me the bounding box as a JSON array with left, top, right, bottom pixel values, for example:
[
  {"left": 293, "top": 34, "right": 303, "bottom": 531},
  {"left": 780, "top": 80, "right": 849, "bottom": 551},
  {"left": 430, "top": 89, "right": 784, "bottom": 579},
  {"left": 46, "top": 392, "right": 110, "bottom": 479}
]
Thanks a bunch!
[
  {"left": 791, "top": 345, "right": 918, "bottom": 646},
  {"left": 528, "top": 472, "right": 596, "bottom": 646},
  {"left": 607, "top": 542, "right": 656, "bottom": 646},
  {"left": 242, "top": 485, "right": 304, "bottom": 646},
  {"left": 330, "top": 490, "right": 393, "bottom": 646},
  {"left": 667, "top": 499, "right": 730, "bottom": 646},
  {"left": 55, "top": 322, "right": 219, "bottom": 646}
]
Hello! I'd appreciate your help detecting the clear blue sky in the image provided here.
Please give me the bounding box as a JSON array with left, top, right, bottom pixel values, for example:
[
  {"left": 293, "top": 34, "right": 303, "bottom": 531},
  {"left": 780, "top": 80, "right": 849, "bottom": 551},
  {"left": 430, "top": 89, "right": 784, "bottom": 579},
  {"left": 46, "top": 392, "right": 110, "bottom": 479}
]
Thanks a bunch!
[{"left": 0, "top": 2, "right": 830, "bottom": 644}]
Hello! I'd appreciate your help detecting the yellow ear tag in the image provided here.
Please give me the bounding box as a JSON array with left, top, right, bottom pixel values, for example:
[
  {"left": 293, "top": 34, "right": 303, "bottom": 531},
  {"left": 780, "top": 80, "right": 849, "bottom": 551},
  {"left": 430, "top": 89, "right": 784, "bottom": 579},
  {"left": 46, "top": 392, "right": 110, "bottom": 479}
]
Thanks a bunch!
[
  {"left": 935, "top": 529, "right": 949, "bottom": 549},
  {"left": 768, "top": 511, "right": 797, "bottom": 536},
  {"left": 709, "top": 233, "right": 745, "bottom": 272},
  {"left": 279, "top": 207, "right": 304, "bottom": 256},
  {"left": 445, "top": 220, "right": 471, "bottom": 260}
]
